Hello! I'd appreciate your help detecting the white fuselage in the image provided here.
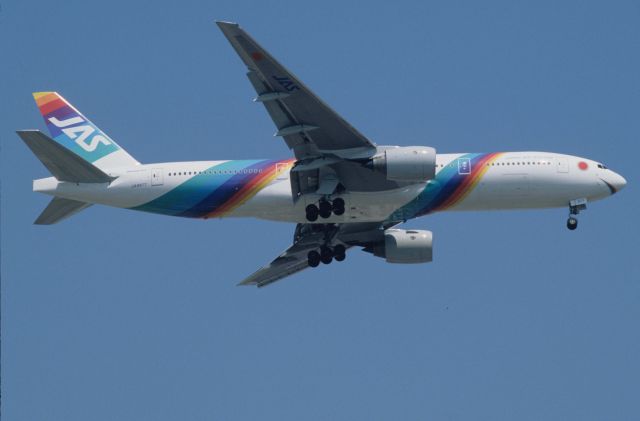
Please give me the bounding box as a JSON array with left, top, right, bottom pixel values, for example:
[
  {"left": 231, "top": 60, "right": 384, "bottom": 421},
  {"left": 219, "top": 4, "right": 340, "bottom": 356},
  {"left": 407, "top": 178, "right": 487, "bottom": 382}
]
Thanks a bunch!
[{"left": 32, "top": 152, "right": 625, "bottom": 224}]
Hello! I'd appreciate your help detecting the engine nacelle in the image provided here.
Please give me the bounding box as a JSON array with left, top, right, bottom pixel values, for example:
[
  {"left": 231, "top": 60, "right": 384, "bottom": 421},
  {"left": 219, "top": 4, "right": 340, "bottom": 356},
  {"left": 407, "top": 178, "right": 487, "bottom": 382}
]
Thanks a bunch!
[
  {"left": 369, "top": 146, "right": 437, "bottom": 182},
  {"left": 373, "top": 229, "right": 433, "bottom": 264}
]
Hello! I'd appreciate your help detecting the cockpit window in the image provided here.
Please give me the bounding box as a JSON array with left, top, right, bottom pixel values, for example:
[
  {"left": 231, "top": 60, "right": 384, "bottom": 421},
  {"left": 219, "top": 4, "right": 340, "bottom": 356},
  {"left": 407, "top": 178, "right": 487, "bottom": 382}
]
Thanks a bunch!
[{"left": 597, "top": 164, "right": 608, "bottom": 169}]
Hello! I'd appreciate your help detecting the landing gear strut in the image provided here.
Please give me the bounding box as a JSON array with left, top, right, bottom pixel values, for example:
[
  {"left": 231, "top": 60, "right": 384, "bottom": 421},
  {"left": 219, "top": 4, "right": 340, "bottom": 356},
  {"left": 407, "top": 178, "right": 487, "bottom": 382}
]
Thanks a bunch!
[
  {"left": 305, "top": 197, "right": 345, "bottom": 222},
  {"left": 567, "top": 198, "right": 587, "bottom": 231}
]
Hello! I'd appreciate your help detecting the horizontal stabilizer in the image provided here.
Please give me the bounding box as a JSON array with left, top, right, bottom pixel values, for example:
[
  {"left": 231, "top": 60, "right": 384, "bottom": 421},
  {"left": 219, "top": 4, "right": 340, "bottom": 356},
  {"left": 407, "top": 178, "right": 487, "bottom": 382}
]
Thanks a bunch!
[
  {"left": 35, "top": 197, "right": 92, "bottom": 225},
  {"left": 17, "top": 130, "right": 115, "bottom": 183}
]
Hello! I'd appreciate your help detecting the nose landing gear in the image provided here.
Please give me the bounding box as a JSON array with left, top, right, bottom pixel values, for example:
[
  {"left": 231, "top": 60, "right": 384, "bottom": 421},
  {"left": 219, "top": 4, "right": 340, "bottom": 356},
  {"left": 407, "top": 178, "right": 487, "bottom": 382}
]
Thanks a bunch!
[
  {"left": 566, "top": 198, "right": 587, "bottom": 231},
  {"left": 305, "top": 197, "right": 345, "bottom": 222}
]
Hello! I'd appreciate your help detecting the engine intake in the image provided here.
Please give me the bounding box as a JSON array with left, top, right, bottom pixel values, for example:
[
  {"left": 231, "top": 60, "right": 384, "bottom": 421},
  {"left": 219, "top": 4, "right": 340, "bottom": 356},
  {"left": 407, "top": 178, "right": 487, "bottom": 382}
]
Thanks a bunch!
[
  {"left": 368, "top": 146, "right": 437, "bottom": 182},
  {"left": 372, "top": 229, "right": 433, "bottom": 264}
]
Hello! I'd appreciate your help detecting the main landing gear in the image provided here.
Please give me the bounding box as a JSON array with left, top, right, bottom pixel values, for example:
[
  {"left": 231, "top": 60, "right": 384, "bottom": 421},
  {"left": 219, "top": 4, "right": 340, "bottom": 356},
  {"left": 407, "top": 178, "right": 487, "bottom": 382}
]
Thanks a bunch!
[
  {"left": 566, "top": 198, "right": 587, "bottom": 231},
  {"left": 305, "top": 198, "right": 345, "bottom": 222},
  {"left": 307, "top": 244, "right": 346, "bottom": 267}
]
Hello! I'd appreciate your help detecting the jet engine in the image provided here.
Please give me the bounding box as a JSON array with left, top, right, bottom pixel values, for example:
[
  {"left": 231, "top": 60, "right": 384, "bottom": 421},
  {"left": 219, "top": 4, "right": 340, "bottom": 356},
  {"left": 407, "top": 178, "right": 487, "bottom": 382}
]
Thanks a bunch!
[
  {"left": 369, "top": 229, "right": 433, "bottom": 264},
  {"left": 367, "top": 146, "right": 437, "bottom": 182}
]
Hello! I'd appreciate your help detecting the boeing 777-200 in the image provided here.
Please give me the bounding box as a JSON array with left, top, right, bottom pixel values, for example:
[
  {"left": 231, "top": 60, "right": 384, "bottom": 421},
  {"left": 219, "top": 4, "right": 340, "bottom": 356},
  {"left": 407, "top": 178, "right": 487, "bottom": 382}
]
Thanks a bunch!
[{"left": 18, "top": 21, "right": 626, "bottom": 287}]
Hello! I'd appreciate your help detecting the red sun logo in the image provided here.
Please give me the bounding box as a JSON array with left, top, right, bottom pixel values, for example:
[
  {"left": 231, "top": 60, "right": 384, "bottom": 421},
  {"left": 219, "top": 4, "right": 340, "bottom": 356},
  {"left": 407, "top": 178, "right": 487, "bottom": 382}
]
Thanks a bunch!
[{"left": 578, "top": 161, "right": 588, "bottom": 170}]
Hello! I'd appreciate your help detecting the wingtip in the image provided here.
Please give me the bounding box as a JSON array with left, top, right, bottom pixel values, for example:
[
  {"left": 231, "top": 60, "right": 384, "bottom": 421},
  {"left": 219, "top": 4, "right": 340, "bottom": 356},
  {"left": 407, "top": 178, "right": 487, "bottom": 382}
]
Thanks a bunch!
[
  {"left": 236, "top": 281, "right": 256, "bottom": 287},
  {"left": 215, "top": 20, "right": 239, "bottom": 28}
]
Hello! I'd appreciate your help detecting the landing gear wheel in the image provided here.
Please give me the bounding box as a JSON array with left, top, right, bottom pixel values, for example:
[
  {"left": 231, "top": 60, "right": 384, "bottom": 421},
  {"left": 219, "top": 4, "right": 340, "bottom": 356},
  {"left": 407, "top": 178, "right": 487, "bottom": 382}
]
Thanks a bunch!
[
  {"left": 305, "top": 204, "right": 319, "bottom": 222},
  {"left": 333, "top": 244, "right": 346, "bottom": 262},
  {"left": 318, "top": 200, "right": 332, "bottom": 219},
  {"left": 566, "top": 199, "right": 586, "bottom": 230},
  {"left": 332, "top": 198, "right": 345, "bottom": 216},
  {"left": 320, "top": 246, "right": 333, "bottom": 264},
  {"left": 307, "top": 250, "right": 321, "bottom": 267}
]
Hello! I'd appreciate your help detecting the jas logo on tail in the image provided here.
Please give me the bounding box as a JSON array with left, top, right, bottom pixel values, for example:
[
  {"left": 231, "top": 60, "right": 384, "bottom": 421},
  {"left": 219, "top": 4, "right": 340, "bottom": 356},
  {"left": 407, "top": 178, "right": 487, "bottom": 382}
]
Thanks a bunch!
[{"left": 48, "top": 116, "right": 112, "bottom": 152}]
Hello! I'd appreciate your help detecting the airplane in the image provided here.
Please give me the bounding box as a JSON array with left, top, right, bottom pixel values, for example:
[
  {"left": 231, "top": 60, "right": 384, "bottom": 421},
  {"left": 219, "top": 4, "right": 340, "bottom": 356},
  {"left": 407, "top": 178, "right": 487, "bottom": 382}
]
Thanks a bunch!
[{"left": 18, "top": 21, "right": 626, "bottom": 287}]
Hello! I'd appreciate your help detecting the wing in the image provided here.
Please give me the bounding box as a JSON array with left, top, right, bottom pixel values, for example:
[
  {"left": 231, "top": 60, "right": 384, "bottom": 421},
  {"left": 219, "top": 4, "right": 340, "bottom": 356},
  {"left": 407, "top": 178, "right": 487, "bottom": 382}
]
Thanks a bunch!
[
  {"left": 238, "top": 222, "right": 387, "bottom": 288},
  {"left": 238, "top": 243, "right": 314, "bottom": 288},
  {"left": 216, "top": 21, "right": 377, "bottom": 160}
]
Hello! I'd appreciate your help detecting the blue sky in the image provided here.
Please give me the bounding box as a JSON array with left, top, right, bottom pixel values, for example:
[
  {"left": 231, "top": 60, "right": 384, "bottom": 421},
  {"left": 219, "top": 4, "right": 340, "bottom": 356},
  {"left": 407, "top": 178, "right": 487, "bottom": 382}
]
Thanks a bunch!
[{"left": 1, "top": 0, "right": 639, "bottom": 419}]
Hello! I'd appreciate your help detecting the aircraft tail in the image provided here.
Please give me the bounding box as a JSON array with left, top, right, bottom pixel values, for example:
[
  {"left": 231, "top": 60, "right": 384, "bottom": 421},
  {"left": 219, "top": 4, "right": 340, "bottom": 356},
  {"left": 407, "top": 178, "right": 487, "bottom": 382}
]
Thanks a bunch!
[
  {"left": 17, "top": 129, "right": 114, "bottom": 224},
  {"left": 32, "top": 92, "right": 139, "bottom": 169}
]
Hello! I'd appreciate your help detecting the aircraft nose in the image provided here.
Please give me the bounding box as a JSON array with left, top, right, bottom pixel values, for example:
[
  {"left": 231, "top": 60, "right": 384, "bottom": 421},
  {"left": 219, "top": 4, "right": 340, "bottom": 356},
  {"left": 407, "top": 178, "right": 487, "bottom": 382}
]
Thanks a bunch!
[
  {"left": 613, "top": 172, "right": 627, "bottom": 191},
  {"left": 607, "top": 171, "right": 627, "bottom": 194}
]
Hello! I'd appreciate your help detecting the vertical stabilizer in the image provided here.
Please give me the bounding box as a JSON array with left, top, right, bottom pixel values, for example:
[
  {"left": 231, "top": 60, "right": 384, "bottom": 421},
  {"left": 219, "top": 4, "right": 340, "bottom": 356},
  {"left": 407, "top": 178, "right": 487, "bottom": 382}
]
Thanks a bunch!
[{"left": 32, "top": 92, "right": 139, "bottom": 169}]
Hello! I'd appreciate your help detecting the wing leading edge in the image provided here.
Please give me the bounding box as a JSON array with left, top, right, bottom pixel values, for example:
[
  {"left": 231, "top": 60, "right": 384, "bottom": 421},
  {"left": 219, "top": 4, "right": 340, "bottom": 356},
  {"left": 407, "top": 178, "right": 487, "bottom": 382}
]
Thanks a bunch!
[{"left": 216, "top": 21, "right": 376, "bottom": 160}]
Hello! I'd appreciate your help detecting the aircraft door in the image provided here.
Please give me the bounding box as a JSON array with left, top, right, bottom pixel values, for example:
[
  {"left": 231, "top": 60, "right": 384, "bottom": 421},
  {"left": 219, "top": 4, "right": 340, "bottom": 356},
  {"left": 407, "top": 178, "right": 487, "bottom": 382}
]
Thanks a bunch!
[
  {"left": 151, "top": 168, "right": 164, "bottom": 186},
  {"left": 127, "top": 169, "right": 150, "bottom": 188},
  {"left": 556, "top": 157, "right": 569, "bottom": 173}
]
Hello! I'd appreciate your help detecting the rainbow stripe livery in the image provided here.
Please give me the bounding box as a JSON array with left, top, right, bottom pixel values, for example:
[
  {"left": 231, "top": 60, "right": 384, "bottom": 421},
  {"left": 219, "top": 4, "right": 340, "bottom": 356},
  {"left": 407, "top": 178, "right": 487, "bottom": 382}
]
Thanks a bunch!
[
  {"left": 391, "top": 153, "right": 504, "bottom": 220},
  {"left": 132, "top": 159, "right": 294, "bottom": 218},
  {"left": 206, "top": 159, "right": 294, "bottom": 218},
  {"left": 33, "top": 92, "right": 118, "bottom": 162},
  {"left": 33, "top": 92, "right": 138, "bottom": 168}
]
